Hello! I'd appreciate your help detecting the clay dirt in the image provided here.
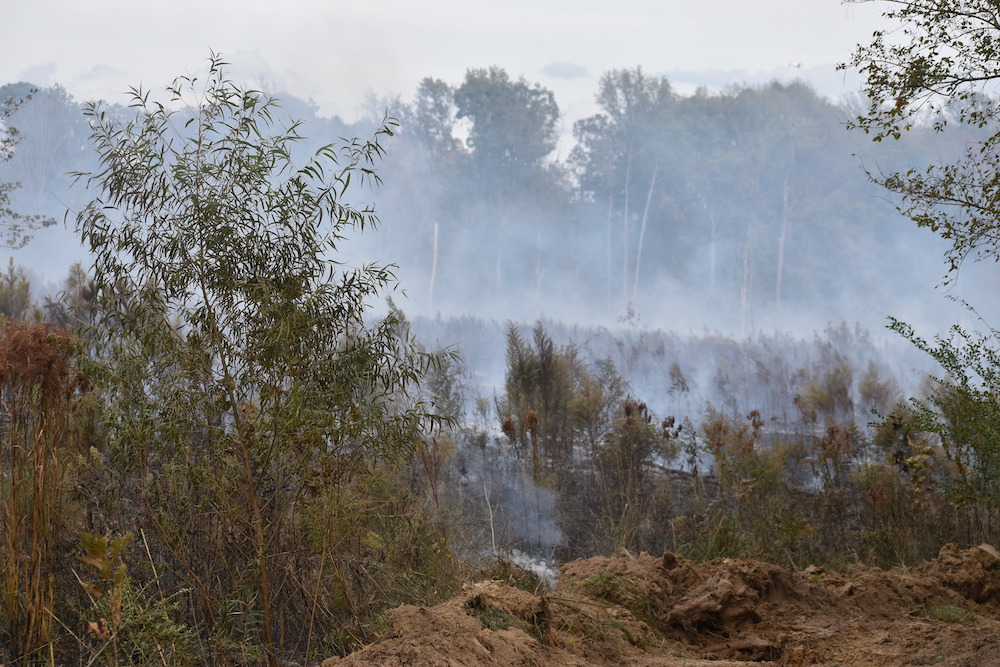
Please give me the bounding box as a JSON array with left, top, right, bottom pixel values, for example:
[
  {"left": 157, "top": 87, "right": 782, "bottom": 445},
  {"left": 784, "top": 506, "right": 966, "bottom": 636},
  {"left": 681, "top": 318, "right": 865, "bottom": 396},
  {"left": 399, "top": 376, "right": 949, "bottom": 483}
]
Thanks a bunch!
[{"left": 323, "top": 543, "right": 1000, "bottom": 666}]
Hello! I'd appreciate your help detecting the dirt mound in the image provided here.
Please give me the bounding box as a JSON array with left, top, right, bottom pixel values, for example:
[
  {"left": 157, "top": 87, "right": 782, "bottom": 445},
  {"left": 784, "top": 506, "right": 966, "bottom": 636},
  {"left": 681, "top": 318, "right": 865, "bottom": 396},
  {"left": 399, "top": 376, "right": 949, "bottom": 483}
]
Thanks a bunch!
[
  {"left": 321, "top": 580, "right": 580, "bottom": 667},
  {"left": 916, "top": 542, "right": 1000, "bottom": 604},
  {"left": 561, "top": 550, "right": 831, "bottom": 662},
  {"left": 325, "top": 544, "right": 1000, "bottom": 666}
]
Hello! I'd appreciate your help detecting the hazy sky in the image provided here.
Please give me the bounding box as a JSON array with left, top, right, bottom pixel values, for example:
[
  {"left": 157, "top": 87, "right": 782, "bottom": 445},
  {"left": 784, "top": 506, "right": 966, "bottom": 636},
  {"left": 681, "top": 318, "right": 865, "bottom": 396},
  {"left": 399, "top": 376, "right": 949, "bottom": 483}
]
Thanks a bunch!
[{"left": 5, "top": 0, "right": 889, "bottom": 134}]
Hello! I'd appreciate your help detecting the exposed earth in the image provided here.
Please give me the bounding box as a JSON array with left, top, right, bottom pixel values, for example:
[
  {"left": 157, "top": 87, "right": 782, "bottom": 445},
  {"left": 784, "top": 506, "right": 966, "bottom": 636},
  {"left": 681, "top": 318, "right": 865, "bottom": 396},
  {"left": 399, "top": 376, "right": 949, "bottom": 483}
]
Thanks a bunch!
[{"left": 323, "top": 543, "right": 1000, "bottom": 666}]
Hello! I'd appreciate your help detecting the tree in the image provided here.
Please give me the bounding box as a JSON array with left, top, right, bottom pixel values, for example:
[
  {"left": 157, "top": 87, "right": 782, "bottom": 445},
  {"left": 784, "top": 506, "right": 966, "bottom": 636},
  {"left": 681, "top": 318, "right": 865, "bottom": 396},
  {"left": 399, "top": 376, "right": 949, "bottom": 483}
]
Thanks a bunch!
[
  {"left": 455, "top": 66, "right": 559, "bottom": 195},
  {"left": 497, "top": 323, "right": 581, "bottom": 476},
  {"left": 690, "top": 82, "right": 848, "bottom": 317},
  {"left": 380, "top": 78, "right": 471, "bottom": 311},
  {"left": 571, "top": 72, "right": 864, "bottom": 322},
  {"left": 0, "top": 90, "right": 56, "bottom": 248},
  {"left": 571, "top": 68, "right": 674, "bottom": 310},
  {"left": 595, "top": 398, "right": 663, "bottom": 549},
  {"left": 844, "top": 1, "right": 1000, "bottom": 498},
  {"left": 73, "top": 54, "right": 450, "bottom": 663},
  {"left": 41, "top": 262, "right": 98, "bottom": 332},
  {"left": 402, "top": 77, "right": 463, "bottom": 158},
  {"left": 453, "top": 67, "right": 566, "bottom": 297},
  {"left": 843, "top": 0, "right": 1000, "bottom": 278},
  {"left": 0, "top": 258, "right": 33, "bottom": 320}
]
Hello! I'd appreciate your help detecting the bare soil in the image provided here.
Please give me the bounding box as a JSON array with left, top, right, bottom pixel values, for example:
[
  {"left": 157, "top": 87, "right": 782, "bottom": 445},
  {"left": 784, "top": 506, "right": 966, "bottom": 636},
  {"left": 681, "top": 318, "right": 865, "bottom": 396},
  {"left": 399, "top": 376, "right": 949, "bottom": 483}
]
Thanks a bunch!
[{"left": 322, "top": 543, "right": 1000, "bottom": 666}]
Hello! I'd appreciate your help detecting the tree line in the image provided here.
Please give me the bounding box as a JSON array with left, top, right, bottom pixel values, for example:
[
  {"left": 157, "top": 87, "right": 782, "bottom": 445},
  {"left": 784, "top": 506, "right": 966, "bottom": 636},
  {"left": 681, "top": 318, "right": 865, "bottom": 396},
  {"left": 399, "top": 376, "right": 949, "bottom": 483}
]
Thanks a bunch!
[{"left": 2, "top": 66, "right": 991, "bottom": 332}]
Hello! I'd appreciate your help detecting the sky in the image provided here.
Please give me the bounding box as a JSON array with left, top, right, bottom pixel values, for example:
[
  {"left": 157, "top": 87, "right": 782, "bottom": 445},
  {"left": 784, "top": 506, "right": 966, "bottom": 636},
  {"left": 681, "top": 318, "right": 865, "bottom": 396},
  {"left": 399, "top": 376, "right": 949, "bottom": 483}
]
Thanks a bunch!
[{"left": 4, "top": 0, "right": 891, "bottom": 139}]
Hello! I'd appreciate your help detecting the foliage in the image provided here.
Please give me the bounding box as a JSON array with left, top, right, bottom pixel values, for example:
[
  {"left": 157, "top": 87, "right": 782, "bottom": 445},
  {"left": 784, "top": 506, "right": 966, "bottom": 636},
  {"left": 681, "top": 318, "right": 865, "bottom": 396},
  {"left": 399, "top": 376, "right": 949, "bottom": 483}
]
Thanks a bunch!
[
  {"left": 593, "top": 398, "right": 670, "bottom": 549},
  {"left": 0, "top": 258, "right": 33, "bottom": 320},
  {"left": 0, "top": 289, "right": 991, "bottom": 663},
  {"left": 3, "top": 64, "right": 974, "bottom": 329},
  {"left": 568, "top": 74, "right": 877, "bottom": 320},
  {"left": 887, "top": 316, "right": 1000, "bottom": 500},
  {"left": 6, "top": 40, "right": 1000, "bottom": 660},
  {"left": 398, "top": 77, "right": 463, "bottom": 158},
  {"left": 76, "top": 532, "right": 199, "bottom": 666},
  {"left": 77, "top": 532, "right": 131, "bottom": 663},
  {"left": 493, "top": 322, "right": 688, "bottom": 556},
  {"left": 571, "top": 67, "right": 674, "bottom": 203},
  {"left": 0, "top": 90, "right": 56, "bottom": 248},
  {"left": 41, "top": 262, "right": 99, "bottom": 334},
  {"left": 497, "top": 323, "right": 585, "bottom": 474},
  {"left": 843, "top": 0, "right": 1000, "bottom": 278},
  {"left": 469, "top": 317, "right": 996, "bottom": 566},
  {"left": 845, "top": 1, "right": 1000, "bottom": 498},
  {"left": 455, "top": 66, "right": 560, "bottom": 194},
  {"left": 70, "top": 54, "right": 452, "bottom": 663}
]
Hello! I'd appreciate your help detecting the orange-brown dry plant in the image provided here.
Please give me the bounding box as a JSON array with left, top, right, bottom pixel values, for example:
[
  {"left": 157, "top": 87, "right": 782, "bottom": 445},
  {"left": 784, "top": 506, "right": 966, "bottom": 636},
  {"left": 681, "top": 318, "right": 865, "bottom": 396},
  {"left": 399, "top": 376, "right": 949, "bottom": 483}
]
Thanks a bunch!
[{"left": 0, "top": 321, "right": 89, "bottom": 662}]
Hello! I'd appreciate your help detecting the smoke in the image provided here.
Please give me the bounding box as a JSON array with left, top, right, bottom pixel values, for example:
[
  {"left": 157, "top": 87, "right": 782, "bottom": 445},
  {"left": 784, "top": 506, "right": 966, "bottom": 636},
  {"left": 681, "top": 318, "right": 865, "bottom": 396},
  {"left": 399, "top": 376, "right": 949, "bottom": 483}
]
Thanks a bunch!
[
  {"left": 453, "top": 434, "right": 565, "bottom": 561},
  {"left": 505, "top": 549, "right": 559, "bottom": 589},
  {"left": 414, "top": 316, "right": 934, "bottom": 433}
]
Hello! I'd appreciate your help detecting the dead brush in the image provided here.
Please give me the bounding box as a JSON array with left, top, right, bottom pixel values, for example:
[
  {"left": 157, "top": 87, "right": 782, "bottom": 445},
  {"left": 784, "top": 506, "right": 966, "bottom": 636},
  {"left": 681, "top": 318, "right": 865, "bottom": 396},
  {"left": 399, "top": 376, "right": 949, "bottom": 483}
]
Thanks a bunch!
[{"left": 0, "top": 321, "right": 89, "bottom": 663}]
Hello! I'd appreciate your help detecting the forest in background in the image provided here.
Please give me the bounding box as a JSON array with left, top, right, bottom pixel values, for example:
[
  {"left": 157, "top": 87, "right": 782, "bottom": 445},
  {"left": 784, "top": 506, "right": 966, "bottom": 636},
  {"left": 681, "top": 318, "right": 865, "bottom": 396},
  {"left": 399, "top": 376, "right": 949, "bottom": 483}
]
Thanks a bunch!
[
  {"left": 1, "top": 68, "right": 996, "bottom": 334},
  {"left": 1, "top": 9, "right": 1000, "bottom": 661}
]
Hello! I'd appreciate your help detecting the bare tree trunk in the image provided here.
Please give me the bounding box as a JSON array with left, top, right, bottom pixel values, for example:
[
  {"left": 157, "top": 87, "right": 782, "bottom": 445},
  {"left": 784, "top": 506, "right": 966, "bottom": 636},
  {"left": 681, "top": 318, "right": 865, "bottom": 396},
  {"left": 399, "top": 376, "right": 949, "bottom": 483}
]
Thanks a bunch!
[
  {"left": 740, "top": 223, "right": 754, "bottom": 333},
  {"left": 428, "top": 221, "right": 439, "bottom": 311},
  {"left": 632, "top": 163, "right": 658, "bottom": 303},
  {"left": 622, "top": 149, "right": 633, "bottom": 304},
  {"left": 706, "top": 203, "right": 718, "bottom": 294},
  {"left": 775, "top": 175, "right": 790, "bottom": 307},
  {"left": 606, "top": 195, "right": 614, "bottom": 315}
]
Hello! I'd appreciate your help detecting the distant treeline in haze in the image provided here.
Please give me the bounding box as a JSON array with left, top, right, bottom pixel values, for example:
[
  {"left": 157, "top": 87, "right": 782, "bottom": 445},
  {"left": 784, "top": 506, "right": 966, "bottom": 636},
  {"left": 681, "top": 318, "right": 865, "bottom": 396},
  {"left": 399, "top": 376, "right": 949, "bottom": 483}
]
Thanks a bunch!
[{"left": 0, "top": 69, "right": 990, "bottom": 332}]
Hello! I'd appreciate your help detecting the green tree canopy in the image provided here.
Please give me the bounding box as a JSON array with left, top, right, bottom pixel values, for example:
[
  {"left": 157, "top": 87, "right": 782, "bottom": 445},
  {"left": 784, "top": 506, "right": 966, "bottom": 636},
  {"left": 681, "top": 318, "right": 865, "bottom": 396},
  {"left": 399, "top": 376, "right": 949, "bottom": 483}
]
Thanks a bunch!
[
  {"left": 843, "top": 0, "right": 1000, "bottom": 278},
  {"left": 403, "top": 77, "right": 463, "bottom": 157},
  {"left": 455, "top": 66, "right": 560, "bottom": 196},
  {"left": 571, "top": 67, "right": 674, "bottom": 202},
  {"left": 72, "top": 54, "right": 451, "bottom": 663}
]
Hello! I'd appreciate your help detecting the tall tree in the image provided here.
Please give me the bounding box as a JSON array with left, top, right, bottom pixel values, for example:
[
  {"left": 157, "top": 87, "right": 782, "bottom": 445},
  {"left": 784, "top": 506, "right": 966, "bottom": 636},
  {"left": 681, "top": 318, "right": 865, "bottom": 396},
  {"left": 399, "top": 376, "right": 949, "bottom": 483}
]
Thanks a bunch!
[
  {"left": 73, "top": 55, "right": 450, "bottom": 663},
  {"left": 455, "top": 66, "right": 559, "bottom": 197},
  {"left": 571, "top": 68, "right": 675, "bottom": 312},
  {"left": 453, "top": 67, "right": 563, "bottom": 296},
  {"left": 844, "top": 0, "right": 1000, "bottom": 498},
  {"left": 377, "top": 78, "right": 472, "bottom": 312},
  {"left": 0, "top": 84, "right": 93, "bottom": 216},
  {"left": 403, "top": 77, "right": 463, "bottom": 157}
]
